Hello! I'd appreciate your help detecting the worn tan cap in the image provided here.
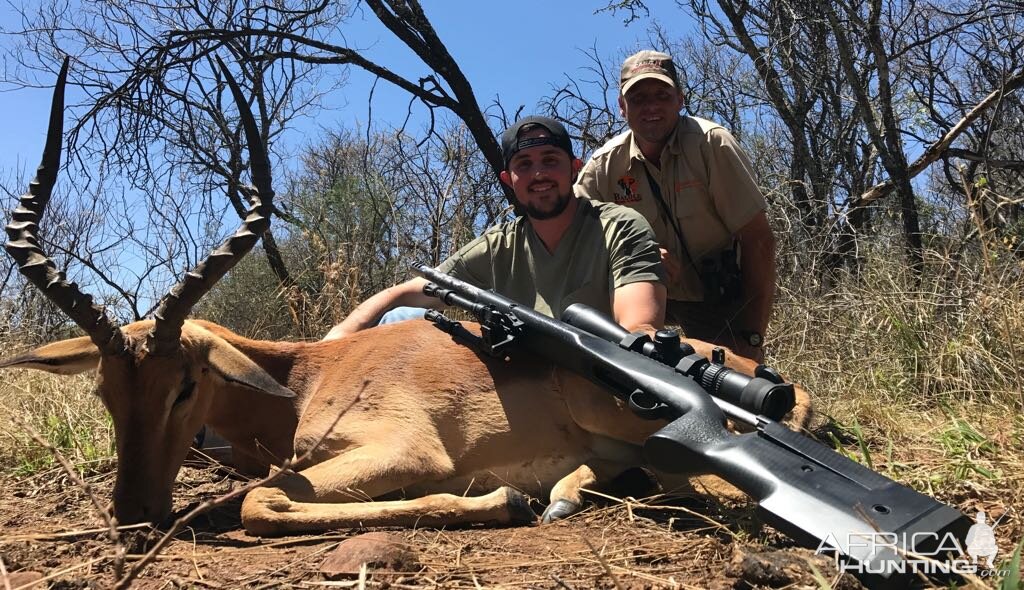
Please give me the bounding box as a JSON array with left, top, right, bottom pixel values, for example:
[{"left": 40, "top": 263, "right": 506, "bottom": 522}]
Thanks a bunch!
[{"left": 620, "top": 50, "right": 679, "bottom": 95}]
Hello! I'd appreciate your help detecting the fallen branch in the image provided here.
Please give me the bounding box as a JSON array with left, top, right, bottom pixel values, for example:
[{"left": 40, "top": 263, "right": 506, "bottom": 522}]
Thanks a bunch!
[
  {"left": 1, "top": 554, "right": 11, "bottom": 590},
  {"left": 0, "top": 523, "right": 149, "bottom": 543},
  {"left": 581, "top": 488, "right": 739, "bottom": 540}
]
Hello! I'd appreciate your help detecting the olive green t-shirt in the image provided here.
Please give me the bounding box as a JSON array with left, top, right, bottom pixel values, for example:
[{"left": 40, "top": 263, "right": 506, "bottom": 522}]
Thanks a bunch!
[
  {"left": 574, "top": 116, "right": 766, "bottom": 302},
  {"left": 436, "top": 198, "right": 663, "bottom": 320}
]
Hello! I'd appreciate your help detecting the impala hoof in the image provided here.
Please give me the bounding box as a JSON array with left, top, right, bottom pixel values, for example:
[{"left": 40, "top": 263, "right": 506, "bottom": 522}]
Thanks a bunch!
[
  {"left": 506, "top": 487, "right": 537, "bottom": 525},
  {"left": 541, "top": 499, "right": 580, "bottom": 523}
]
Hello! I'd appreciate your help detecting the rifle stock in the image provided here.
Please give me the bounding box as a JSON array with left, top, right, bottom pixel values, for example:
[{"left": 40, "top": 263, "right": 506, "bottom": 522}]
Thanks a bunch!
[{"left": 415, "top": 265, "right": 970, "bottom": 587}]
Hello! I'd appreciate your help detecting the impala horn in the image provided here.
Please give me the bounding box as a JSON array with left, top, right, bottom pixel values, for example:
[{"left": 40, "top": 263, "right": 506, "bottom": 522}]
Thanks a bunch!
[
  {"left": 4, "top": 57, "right": 127, "bottom": 355},
  {"left": 147, "top": 58, "right": 275, "bottom": 356}
]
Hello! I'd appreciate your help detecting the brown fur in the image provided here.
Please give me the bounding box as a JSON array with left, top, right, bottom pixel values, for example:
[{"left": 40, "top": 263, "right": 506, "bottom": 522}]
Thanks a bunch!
[{"left": 0, "top": 318, "right": 812, "bottom": 535}]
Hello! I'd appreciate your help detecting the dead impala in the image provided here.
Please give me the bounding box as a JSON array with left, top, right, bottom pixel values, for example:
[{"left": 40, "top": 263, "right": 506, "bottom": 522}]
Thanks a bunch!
[{"left": 1, "top": 60, "right": 811, "bottom": 536}]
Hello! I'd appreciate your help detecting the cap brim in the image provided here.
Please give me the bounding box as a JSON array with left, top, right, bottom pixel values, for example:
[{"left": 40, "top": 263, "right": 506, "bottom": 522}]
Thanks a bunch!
[{"left": 621, "top": 73, "right": 677, "bottom": 96}]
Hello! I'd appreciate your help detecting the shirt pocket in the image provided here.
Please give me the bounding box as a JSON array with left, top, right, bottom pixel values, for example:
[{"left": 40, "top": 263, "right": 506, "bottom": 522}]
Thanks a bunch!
[{"left": 669, "top": 180, "right": 709, "bottom": 220}]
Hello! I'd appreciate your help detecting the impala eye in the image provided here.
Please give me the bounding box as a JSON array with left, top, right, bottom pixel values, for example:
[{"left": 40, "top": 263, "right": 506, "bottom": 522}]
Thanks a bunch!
[{"left": 174, "top": 378, "right": 196, "bottom": 406}]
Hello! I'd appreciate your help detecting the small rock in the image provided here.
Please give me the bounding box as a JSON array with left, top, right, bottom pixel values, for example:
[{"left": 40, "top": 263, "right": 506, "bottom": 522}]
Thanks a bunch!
[
  {"left": 320, "top": 532, "right": 419, "bottom": 579},
  {"left": 723, "top": 545, "right": 864, "bottom": 589}
]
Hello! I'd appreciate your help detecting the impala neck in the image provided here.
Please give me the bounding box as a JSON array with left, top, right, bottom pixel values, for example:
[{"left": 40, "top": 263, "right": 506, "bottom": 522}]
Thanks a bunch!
[{"left": 196, "top": 327, "right": 314, "bottom": 471}]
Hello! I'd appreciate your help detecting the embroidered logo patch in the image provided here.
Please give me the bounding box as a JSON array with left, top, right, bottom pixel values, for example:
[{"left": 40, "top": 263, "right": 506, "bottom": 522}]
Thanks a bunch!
[
  {"left": 675, "top": 179, "right": 702, "bottom": 192},
  {"left": 614, "top": 175, "right": 642, "bottom": 203}
]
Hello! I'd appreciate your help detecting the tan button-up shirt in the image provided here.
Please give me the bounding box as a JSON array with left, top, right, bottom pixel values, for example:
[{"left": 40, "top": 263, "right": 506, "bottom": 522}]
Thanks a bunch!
[{"left": 575, "top": 116, "right": 766, "bottom": 302}]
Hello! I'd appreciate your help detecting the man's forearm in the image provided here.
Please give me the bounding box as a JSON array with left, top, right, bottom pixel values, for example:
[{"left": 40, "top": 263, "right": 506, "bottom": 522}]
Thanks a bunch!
[
  {"left": 739, "top": 233, "right": 776, "bottom": 336},
  {"left": 336, "top": 292, "right": 397, "bottom": 334},
  {"left": 733, "top": 211, "right": 777, "bottom": 335},
  {"left": 324, "top": 277, "right": 437, "bottom": 340},
  {"left": 741, "top": 260, "right": 775, "bottom": 335}
]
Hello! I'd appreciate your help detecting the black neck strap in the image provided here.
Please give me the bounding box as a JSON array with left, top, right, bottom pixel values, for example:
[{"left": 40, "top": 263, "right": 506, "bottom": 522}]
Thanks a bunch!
[{"left": 642, "top": 164, "right": 699, "bottom": 274}]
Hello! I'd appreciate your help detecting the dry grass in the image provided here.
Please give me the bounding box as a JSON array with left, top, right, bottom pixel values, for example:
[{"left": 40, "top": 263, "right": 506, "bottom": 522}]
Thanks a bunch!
[
  {"left": 771, "top": 250, "right": 1024, "bottom": 554},
  {"left": 0, "top": 359, "right": 112, "bottom": 476}
]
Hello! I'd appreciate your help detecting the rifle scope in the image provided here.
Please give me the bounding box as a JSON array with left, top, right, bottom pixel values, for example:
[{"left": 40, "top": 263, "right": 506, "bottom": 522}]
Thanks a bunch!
[{"left": 561, "top": 304, "right": 795, "bottom": 421}]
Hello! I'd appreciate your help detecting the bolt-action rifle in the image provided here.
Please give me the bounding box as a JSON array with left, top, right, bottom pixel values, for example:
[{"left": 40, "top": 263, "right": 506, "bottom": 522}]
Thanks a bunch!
[{"left": 415, "top": 264, "right": 969, "bottom": 588}]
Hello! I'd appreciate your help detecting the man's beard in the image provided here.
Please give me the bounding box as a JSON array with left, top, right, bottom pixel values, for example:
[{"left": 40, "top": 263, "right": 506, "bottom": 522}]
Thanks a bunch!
[{"left": 524, "top": 189, "right": 573, "bottom": 221}]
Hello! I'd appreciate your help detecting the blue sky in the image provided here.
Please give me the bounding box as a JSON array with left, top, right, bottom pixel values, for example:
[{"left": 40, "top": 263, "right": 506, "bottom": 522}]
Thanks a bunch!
[{"left": 0, "top": 1, "right": 692, "bottom": 179}]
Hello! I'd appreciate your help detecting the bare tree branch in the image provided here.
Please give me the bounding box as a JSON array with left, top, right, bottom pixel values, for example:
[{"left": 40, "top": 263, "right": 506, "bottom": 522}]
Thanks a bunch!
[{"left": 856, "top": 68, "right": 1024, "bottom": 206}]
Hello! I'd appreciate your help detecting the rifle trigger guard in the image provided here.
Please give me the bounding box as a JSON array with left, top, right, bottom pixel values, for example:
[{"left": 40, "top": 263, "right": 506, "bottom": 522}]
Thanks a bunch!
[{"left": 628, "top": 388, "right": 671, "bottom": 420}]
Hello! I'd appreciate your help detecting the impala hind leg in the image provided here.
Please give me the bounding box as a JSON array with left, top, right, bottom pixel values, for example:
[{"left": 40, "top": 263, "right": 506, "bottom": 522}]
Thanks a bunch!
[
  {"left": 240, "top": 444, "right": 536, "bottom": 536},
  {"left": 542, "top": 461, "right": 629, "bottom": 523}
]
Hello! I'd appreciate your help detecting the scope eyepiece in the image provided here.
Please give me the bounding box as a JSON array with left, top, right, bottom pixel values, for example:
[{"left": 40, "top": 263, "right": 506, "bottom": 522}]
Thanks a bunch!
[
  {"left": 676, "top": 353, "right": 795, "bottom": 421},
  {"left": 561, "top": 303, "right": 795, "bottom": 421}
]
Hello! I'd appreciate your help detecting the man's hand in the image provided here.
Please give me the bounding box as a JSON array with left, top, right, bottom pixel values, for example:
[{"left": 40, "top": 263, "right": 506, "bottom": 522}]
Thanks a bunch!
[{"left": 659, "top": 247, "right": 683, "bottom": 285}]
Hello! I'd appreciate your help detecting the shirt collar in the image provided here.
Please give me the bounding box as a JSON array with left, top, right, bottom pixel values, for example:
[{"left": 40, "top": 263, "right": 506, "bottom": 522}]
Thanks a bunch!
[
  {"left": 628, "top": 117, "right": 685, "bottom": 165},
  {"left": 523, "top": 197, "right": 589, "bottom": 252}
]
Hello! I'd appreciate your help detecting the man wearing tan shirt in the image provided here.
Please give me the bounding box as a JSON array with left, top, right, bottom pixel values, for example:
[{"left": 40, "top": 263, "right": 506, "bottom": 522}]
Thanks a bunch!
[{"left": 575, "top": 50, "right": 776, "bottom": 362}]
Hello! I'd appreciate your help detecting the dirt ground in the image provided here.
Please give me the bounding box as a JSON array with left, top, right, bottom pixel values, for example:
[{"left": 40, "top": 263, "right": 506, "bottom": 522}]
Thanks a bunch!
[{"left": 0, "top": 456, "right": 882, "bottom": 590}]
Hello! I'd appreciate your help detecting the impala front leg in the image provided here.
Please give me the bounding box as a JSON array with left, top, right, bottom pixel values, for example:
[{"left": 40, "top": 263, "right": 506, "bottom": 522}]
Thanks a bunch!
[
  {"left": 243, "top": 484, "right": 536, "bottom": 536},
  {"left": 239, "top": 441, "right": 538, "bottom": 536}
]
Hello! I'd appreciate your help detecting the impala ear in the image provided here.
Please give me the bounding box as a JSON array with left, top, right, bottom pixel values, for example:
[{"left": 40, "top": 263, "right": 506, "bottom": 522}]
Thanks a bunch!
[
  {"left": 204, "top": 336, "right": 296, "bottom": 399},
  {"left": 0, "top": 337, "right": 101, "bottom": 375}
]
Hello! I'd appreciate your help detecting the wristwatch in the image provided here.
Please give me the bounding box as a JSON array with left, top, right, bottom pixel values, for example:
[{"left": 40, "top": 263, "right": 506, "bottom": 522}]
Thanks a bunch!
[{"left": 741, "top": 331, "right": 763, "bottom": 348}]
